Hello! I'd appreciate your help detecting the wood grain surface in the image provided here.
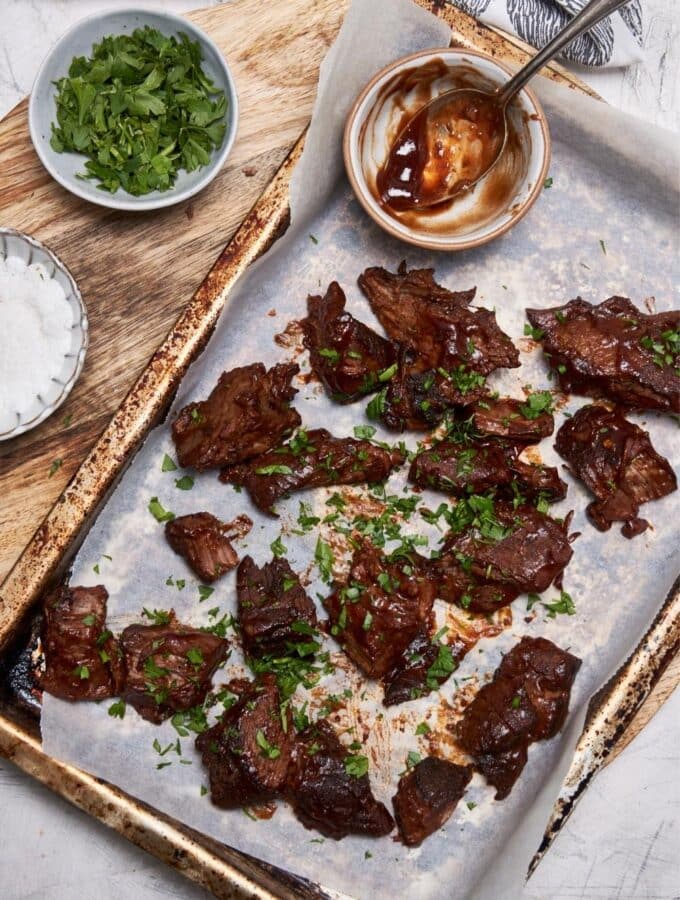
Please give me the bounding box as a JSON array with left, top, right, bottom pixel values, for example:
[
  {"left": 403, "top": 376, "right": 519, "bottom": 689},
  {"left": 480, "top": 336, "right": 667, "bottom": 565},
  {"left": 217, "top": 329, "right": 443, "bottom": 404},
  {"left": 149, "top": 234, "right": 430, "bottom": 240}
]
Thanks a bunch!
[{"left": 0, "top": 0, "right": 676, "bottom": 757}]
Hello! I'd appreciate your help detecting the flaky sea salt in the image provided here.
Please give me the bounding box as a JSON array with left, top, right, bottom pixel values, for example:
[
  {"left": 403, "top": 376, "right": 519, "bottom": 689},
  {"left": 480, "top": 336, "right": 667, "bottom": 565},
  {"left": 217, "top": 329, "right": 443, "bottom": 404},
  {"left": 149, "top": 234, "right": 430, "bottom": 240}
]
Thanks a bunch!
[{"left": 0, "top": 256, "right": 74, "bottom": 432}]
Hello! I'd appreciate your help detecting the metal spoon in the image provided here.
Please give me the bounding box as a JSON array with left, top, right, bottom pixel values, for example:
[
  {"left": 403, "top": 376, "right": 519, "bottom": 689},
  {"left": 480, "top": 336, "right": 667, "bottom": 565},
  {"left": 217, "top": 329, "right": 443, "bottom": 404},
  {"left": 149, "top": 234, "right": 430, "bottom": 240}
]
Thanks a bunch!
[{"left": 382, "top": 0, "right": 633, "bottom": 209}]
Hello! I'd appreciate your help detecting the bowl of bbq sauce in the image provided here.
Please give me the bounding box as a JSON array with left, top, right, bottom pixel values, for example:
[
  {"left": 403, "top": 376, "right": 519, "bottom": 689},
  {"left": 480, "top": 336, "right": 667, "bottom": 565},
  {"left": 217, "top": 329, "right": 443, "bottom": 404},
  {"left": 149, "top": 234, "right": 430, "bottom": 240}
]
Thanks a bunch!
[{"left": 343, "top": 49, "right": 550, "bottom": 251}]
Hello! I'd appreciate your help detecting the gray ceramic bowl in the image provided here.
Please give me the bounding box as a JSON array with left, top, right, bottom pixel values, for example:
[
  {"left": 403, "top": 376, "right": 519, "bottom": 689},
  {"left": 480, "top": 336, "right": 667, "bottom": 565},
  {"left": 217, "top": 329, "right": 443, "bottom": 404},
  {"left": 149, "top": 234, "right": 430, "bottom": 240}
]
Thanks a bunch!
[
  {"left": 28, "top": 8, "right": 239, "bottom": 212},
  {"left": 0, "top": 229, "right": 88, "bottom": 441}
]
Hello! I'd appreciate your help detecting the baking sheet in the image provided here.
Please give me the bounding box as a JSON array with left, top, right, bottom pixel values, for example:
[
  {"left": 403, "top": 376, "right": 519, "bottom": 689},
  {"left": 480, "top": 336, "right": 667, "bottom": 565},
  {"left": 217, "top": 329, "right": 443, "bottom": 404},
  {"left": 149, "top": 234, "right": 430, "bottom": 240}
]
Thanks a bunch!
[{"left": 41, "top": 0, "right": 680, "bottom": 897}]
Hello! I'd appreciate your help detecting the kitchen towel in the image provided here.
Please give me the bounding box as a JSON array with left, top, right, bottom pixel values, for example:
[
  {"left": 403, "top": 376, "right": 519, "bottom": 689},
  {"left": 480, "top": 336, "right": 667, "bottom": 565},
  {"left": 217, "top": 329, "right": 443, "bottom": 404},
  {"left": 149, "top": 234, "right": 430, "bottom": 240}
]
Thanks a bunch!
[{"left": 448, "top": 0, "right": 644, "bottom": 67}]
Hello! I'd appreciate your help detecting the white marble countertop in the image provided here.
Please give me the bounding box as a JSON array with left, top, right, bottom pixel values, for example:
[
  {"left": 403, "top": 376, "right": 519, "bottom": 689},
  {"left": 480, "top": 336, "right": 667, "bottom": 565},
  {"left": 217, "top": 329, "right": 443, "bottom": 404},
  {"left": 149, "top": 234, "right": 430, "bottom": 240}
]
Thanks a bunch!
[{"left": 1, "top": 2, "right": 678, "bottom": 898}]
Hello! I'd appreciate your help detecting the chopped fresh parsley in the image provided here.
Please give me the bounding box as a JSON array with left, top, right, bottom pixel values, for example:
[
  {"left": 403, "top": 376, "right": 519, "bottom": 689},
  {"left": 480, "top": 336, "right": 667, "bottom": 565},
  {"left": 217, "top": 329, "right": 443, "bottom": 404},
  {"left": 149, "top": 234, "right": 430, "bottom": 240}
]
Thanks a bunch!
[
  {"left": 255, "top": 464, "right": 293, "bottom": 476},
  {"left": 315, "top": 537, "right": 334, "bottom": 583},
  {"left": 108, "top": 699, "right": 126, "bottom": 719},
  {"left": 519, "top": 390, "right": 554, "bottom": 420},
  {"left": 344, "top": 754, "right": 369, "bottom": 778},
  {"left": 415, "top": 722, "right": 431, "bottom": 736},
  {"left": 256, "top": 729, "right": 281, "bottom": 760},
  {"left": 198, "top": 585, "right": 214, "bottom": 601},
  {"left": 148, "top": 496, "right": 175, "bottom": 523},
  {"left": 543, "top": 176, "right": 553, "bottom": 189},
  {"left": 161, "top": 453, "right": 178, "bottom": 472},
  {"left": 523, "top": 323, "right": 544, "bottom": 341},
  {"left": 366, "top": 387, "right": 388, "bottom": 420},
  {"left": 174, "top": 475, "right": 194, "bottom": 490},
  {"left": 353, "top": 425, "right": 376, "bottom": 440},
  {"left": 48, "top": 458, "right": 63, "bottom": 477},
  {"left": 49, "top": 27, "right": 228, "bottom": 196},
  {"left": 270, "top": 535, "right": 287, "bottom": 557}
]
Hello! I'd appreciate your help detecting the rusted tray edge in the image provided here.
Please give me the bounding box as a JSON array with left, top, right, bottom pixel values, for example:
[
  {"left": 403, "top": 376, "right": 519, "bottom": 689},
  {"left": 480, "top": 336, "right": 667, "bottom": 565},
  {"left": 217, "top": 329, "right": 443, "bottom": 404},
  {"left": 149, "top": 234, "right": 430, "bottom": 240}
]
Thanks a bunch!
[{"left": 0, "top": 2, "right": 676, "bottom": 897}]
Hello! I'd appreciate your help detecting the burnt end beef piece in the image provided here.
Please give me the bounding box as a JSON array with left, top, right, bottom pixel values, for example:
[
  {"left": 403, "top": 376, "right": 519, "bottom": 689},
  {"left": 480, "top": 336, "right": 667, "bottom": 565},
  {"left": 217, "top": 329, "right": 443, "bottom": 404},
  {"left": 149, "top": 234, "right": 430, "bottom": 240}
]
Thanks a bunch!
[
  {"left": 358, "top": 264, "right": 519, "bottom": 375},
  {"left": 121, "top": 614, "right": 229, "bottom": 724},
  {"left": 323, "top": 543, "right": 435, "bottom": 679},
  {"left": 172, "top": 362, "right": 301, "bottom": 471},
  {"left": 468, "top": 396, "right": 554, "bottom": 443},
  {"left": 410, "top": 440, "right": 566, "bottom": 504},
  {"left": 382, "top": 630, "right": 457, "bottom": 706},
  {"left": 237, "top": 555, "right": 318, "bottom": 657},
  {"left": 457, "top": 636, "right": 581, "bottom": 799},
  {"left": 302, "top": 282, "right": 397, "bottom": 402},
  {"left": 555, "top": 404, "right": 677, "bottom": 538},
  {"left": 196, "top": 675, "right": 293, "bottom": 808},
  {"left": 165, "top": 512, "right": 252, "bottom": 582},
  {"left": 444, "top": 502, "right": 575, "bottom": 595},
  {"left": 526, "top": 297, "right": 680, "bottom": 413},
  {"left": 427, "top": 553, "right": 520, "bottom": 614},
  {"left": 376, "top": 348, "right": 489, "bottom": 432},
  {"left": 220, "top": 428, "right": 404, "bottom": 514},
  {"left": 393, "top": 757, "right": 473, "bottom": 846},
  {"left": 41, "top": 585, "right": 124, "bottom": 702},
  {"left": 286, "top": 720, "right": 394, "bottom": 839}
]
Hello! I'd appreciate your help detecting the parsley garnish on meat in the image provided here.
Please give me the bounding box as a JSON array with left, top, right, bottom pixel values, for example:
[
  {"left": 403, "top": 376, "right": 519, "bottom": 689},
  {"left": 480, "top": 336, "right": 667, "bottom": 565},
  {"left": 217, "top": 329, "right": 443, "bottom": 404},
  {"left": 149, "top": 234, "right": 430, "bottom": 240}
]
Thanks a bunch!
[
  {"left": 50, "top": 27, "right": 227, "bottom": 195},
  {"left": 344, "top": 754, "right": 369, "bottom": 778},
  {"left": 520, "top": 390, "right": 554, "bottom": 420}
]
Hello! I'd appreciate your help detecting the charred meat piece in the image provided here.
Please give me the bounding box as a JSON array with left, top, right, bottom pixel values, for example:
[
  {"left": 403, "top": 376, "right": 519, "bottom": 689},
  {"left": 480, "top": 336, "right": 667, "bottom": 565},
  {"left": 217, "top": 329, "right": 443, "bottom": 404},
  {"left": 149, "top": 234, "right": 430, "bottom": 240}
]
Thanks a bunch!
[
  {"left": 220, "top": 428, "right": 404, "bottom": 514},
  {"left": 427, "top": 553, "right": 520, "bottom": 614},
  {"left": 393, "top": 757, "right": 473, "bottom": 846},
  {"left": 286, "top": 720, "right": 394, "bottom": 839},
  {"left": 172, "top": 363, "right": 301, "bottom": 471},
  {"left": 468, "top": 395, "right": 554, "bottom": 443},
  {"left": 121, "top": 614, "right": 229, "bottom": 723},
  {"left": 382, "top": 630, "right": 457, "bottom": 706},
  {"left": 165, "top": 512, "right": 252, "bottom": 582},
  {"left": 376, "top": 348, "right": 489, "bottom": 432},
  {"left": 324, "top": 542, "right": 435, "bottom": 679},
  {"left": 302, "top": 282, "right": 397, "bottom": 402},
  {"left": 555, "top": 404, "right": 677, "bottom": 538},
  {"left": 359, "top": 264, "right": 519, "bottom": 375},
  {"left": 237, "top": 555, "right": 318, "bottom": 657},
  {"left": 41, "top": 585, "right": 124, "bottom": 702},
  {"left": 443, "top": 499, "right": 575, "bottom": 595},
  {"left": 196, "top": 675, "right": 293, "bottom": 808},
  {"left": 410, "top": 440, "right": 566, "bottom": 504},
  {"left": 458, "top": 636, "right": 581, "bottom": 798},
  {"left": 526, "top": 297, "right": 680, "bottom": 413}
]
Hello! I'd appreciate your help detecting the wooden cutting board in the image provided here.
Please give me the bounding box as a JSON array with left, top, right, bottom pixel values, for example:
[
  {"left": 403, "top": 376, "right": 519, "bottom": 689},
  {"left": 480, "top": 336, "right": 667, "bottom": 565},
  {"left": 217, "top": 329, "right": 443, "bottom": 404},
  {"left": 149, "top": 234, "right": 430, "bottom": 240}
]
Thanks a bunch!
[{"left": 0, "top": 0, "right": 675, "bottom": 760}]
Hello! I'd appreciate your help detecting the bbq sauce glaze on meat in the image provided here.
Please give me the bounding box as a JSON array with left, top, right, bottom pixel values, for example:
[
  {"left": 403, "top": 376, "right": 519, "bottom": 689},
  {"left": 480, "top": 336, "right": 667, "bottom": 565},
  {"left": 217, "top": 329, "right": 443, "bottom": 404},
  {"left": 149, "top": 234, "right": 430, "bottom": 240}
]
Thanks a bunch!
[
  {"left": 196, "top": 675, "right": 293, "bottom": 808},
  {"left": 302, "top": 281, "right": 397, "bottom": 402},
  {"left": 443, "top": 501, "right": 576, "bottom": 595},
  {"left": 376, "top": 347, "right": 490, "bottom": 431},
  {"left": 359, "top": 264, "right": 519, "bottom": 375},
  {"left": 468, "top": 396, "right": 555, "bottom": 443},
  {"left": 121, "top": 613, "right": 229, "bottom": 723},
  {"left": 555, "top": 404, "right": 677, "bottom": 538},
  {"left": 165, "top": 512, "right": 252, "bottom": 582},
  {"left": 393, "top": 757, "right": 473, "bottom": 846},
  {"left": 41, "top": 585, "right": 124, "bottom": 702},
  {"left": 237, "top": 555, "right": 318, "bottom": 657},
  {"left": 526, "top": 297, "right": 680, "bottom": 413},
  {"left": 409, "top": 438, "right": 566, "bottom": 503},
  {"left": 286, "top": 720, "right": 394, "bottom": 839},
  {"left": 324, "top": 542, "right": 435, "bottom": 679},
  {"left": 382, "top": 629, "right": 457, "bottom": 706},
  {"left": 457, "top": 636, "right": 581, "bottom": 799},
  {"left": 220, "top": 428, "right": 404, "bottom": 514},
  {"left": 357, "top": 265, "right": 519, "bottom": 430},
  {"left": 172, "top": 362, "right": 301, "bottom": 471}
]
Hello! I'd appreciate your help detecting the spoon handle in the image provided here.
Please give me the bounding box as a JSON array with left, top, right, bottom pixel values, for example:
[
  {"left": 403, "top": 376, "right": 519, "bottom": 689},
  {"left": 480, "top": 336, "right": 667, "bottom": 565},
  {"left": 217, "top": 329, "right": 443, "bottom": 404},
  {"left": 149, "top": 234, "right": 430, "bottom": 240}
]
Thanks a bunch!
[{"left": 497, "top": 0, "right": 634, "bottom": 105}]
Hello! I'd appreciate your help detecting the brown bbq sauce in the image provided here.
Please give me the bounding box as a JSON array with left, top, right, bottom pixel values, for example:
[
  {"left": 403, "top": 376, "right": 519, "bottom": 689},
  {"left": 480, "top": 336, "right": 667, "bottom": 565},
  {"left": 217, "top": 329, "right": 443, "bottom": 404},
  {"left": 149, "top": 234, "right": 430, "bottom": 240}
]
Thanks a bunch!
[{"left": 377, "top": 91, "right": 504, "bottom": 211}]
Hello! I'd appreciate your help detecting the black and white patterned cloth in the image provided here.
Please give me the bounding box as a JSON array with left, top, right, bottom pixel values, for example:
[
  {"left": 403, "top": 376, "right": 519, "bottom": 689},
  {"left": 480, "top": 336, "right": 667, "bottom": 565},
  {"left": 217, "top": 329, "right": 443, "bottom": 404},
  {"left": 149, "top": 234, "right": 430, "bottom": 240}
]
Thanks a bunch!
[{"left": 449, "top": 0, "right": 643, "bottom": 67}]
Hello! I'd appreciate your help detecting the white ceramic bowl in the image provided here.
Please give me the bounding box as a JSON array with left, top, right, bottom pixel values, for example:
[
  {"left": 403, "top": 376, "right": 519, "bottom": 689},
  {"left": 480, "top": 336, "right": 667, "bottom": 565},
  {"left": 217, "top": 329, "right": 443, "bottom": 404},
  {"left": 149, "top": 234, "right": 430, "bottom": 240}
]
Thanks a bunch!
[
  {"left": 0, "top": 229, "right": 88, "bottom": 440},
  {"left": 344, "top": 49, "right": 551, "bottom": 251},
  {"left": 28, "top": 8, "right": 239, "bottom": 212}
]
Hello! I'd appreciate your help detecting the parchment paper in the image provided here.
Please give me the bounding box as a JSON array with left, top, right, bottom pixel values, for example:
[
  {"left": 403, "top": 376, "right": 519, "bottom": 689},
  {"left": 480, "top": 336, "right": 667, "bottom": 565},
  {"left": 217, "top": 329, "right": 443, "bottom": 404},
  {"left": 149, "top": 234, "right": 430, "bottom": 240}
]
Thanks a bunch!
[{"left": 41, "top": 1, "right": 680, "bottom": 897}]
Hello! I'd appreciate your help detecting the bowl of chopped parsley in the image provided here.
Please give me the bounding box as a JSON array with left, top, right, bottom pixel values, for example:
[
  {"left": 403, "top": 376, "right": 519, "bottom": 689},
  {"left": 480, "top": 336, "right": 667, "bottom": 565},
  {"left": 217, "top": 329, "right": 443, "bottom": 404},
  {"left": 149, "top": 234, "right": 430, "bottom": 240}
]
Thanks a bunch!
[{"left": 28, "top": 9, "right": 238, "bottom": 211}]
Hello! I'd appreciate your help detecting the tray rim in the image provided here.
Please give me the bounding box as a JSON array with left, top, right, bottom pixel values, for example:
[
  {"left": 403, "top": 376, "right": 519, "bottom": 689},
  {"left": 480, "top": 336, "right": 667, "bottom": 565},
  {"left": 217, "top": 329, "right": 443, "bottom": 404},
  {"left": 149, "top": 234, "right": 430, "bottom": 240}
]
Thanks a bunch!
[{"left": 0, "top": 2, "right": 677, "bottom": 898}]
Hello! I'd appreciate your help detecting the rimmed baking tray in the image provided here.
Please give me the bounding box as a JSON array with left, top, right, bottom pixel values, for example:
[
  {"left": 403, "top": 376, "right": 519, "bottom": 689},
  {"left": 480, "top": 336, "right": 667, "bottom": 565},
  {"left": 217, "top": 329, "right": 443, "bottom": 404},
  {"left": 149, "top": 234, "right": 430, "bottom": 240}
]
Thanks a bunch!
[{"left": 0, "top": 2, "right": 677, "bottom": 897}]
